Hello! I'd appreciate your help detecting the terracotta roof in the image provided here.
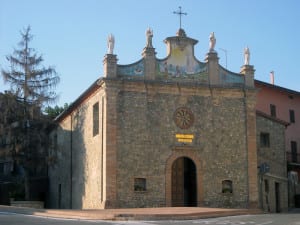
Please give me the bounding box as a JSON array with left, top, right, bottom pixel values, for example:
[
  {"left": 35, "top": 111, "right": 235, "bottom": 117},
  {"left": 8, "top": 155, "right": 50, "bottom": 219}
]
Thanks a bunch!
[
  {"left": 255, "top": 79, "right": 300, "bottom": 96},
  {"left": 54, "top": 78, "right": 102, "bottom": 122}
]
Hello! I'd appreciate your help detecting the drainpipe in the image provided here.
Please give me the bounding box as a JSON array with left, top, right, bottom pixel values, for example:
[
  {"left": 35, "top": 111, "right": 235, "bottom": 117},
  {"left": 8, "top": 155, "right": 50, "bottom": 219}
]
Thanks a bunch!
[
  {"left": 70, "top": 113, "right": 73, "bottom": 208},
  {"left": 259, "top": 173, "right": 264, "bottom": 210},
  {"left": 243, "top": 90, "right": 250, "bottom": 208}
]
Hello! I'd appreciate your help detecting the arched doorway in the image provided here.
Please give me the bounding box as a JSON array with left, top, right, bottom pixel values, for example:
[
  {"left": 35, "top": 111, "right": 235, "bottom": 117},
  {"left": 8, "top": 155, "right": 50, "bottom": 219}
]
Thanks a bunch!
[{"left": 172, "top": 157, "right": 197, "bottom": 206}]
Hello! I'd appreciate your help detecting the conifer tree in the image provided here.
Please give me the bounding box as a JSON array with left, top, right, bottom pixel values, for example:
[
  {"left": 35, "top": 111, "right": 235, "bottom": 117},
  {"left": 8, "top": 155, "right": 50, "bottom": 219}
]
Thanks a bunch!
[
  {"left": 2, "top": 25, "right": 60, "bottom": 112},
  {"left": 1, "top": 26, "right": 59, "bottom": 201}
]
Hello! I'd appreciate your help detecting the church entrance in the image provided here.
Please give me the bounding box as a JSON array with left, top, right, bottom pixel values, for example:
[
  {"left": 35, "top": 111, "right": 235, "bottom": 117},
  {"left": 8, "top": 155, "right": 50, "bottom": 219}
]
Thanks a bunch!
[{"left": 171, "top": 157, "right": 197, "bottom": 206}]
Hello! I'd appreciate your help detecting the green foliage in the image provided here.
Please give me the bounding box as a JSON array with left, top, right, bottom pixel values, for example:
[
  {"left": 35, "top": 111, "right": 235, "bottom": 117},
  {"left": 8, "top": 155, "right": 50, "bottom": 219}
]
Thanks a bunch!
[
  {"left": 44, "top": 103, "right": 69, "bottom": 118},
  {"left": 0, "top": 26, "right": 60, "bottom": 200},
  {"left": 9, "top": 182, "right": 25, "bottom": 201},
  {"left": 0, "top": 91, "right": 23, "bottom": 125}
]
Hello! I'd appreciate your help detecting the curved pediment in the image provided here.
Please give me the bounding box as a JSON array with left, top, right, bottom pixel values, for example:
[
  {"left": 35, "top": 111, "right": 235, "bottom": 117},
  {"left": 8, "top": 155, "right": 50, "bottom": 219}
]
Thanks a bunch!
[
  {"left": 107, "top": 29, "right": 254, "bottom": 88},
  {"left": 156, "top": 32, "right": 208, "bottom": 82}
]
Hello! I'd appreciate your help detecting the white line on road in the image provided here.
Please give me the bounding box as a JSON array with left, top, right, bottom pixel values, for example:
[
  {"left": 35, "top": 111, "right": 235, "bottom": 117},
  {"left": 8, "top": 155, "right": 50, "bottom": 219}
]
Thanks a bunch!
[
  {"left": 256, "top": 222, "right": 273, "bottom": 225},
  {"left": 0, "top": 212, "right": 18, "bottom": 215}
]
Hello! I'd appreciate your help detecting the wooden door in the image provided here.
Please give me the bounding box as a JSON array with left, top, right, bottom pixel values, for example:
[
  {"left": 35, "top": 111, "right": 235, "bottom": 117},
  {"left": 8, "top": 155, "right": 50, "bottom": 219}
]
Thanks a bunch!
[{"left": 172, "top": 157, "right": 184, "bottom": 206}]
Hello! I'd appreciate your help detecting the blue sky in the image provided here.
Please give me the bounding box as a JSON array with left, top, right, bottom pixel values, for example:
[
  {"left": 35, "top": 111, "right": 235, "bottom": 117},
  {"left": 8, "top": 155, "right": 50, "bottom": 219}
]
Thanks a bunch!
[{"left": 1, "top": 0, "right": 299, "bottom": 106}]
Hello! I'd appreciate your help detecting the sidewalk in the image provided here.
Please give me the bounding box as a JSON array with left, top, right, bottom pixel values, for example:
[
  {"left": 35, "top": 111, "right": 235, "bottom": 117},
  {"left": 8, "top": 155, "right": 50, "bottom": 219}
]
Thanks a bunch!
[{"left": 0, "top": 205, "right": 262, "bottom": 220}]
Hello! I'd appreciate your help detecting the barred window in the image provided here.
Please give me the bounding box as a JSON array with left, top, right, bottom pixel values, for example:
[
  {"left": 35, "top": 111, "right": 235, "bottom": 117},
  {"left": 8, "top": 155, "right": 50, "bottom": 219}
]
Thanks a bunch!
[
  {"left": 134, "top": 178, "right": 146, "bottom": 191},
  {"left": 222, "top": 180, "right": 233, "bottom": 193}
]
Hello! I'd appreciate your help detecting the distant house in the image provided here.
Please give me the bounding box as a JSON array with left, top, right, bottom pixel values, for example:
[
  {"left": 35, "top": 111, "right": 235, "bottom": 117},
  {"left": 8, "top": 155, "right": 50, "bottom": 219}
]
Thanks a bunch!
[
  {"left": 255, "top": 80, "right": 300, "bottom": 207},
  {"left": 256, "top": 110, "right": 289, "bottom": 212}
]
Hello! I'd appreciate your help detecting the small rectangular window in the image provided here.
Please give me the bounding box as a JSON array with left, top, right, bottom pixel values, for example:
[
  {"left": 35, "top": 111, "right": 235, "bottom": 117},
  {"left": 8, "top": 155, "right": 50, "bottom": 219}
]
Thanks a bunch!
[
  {"left": 270, "top": 104, "right": 276, "bottom": 117},
  {"left": 3, "top": 162, "right": 12, "bottom": 174},
  {"left": 290, "top": 110, "right": 295, "bottom": 123},
  {"left": 134, "top": 178, "right": 146, "bottom": 191},
  {"left": 222, "top": 180, "right": 233, "bottom": 193},
  {"left": 291, "top": 141, "right": 298, "bottom": 163},
  {"left": 260, "top": 133, "right": 270, "bottom": 148},
  {"left": 0, "top": 163, "right": 4, "bottom": 174},
  {"left": 0, "top": 137, "right": 6, "bottom": 147},
  {"left": 93, "top": 102, "right": 99, "bottom": 136}
]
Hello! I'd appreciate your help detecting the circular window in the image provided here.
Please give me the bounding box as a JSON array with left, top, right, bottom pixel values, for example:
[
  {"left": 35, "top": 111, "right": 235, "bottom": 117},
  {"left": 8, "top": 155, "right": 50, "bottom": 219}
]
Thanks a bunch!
[{"left": 173, "top": 107, "right": 194, "bottom": 129}]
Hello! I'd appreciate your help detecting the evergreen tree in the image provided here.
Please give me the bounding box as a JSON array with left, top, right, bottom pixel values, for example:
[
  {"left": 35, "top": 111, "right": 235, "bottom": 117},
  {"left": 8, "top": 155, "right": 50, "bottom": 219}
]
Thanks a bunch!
[
  {"left": 1, "top": 26, "right": 60, "bottom": 112},
  {"left": 1, "top": 26, "right": 59, "bottom": 201}
]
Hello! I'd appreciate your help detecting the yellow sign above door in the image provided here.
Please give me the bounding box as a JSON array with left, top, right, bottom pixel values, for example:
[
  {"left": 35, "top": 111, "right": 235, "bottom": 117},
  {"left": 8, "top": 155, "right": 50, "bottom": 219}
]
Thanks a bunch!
[{"left": 175, "top": 134, "right": 194, "bottom": 143}]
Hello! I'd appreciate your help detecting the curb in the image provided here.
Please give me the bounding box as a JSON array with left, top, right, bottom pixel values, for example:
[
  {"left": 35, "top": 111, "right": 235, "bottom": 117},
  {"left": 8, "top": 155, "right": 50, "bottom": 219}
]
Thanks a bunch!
[{"left": 0, "top": 205, "right": 263, "bottom": 221}]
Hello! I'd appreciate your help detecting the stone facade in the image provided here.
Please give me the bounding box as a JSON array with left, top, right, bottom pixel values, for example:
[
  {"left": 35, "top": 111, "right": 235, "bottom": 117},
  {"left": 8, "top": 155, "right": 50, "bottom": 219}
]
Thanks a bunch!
[
  {"left": 115, "top": 82, "right": 253, "bottom": 208},
  {"left": 48, "top": 29, "right": 261, "bottom": 209},
  {"left": 256, "top": 111, "right": 289, "bottom": 212}
]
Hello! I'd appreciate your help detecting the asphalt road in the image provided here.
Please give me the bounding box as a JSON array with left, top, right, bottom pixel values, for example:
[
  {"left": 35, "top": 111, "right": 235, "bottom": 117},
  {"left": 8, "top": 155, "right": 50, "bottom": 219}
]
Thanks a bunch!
[{"left": 0, "top": 212, "right": 300, "bottom": 225}]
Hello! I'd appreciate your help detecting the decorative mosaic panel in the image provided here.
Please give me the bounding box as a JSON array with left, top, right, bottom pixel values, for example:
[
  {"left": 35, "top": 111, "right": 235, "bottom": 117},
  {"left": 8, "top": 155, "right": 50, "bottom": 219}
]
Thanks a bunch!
[
  {"left": 117, "top": 59, "right": 144, "bottom": 77},
  {"left": 219, "top": 67, "right": 244, "bottom": 85},
  {"left": 157, "top": 59, "right": 208, "bottom": 82},
  {"left": 157, "top": 58, "right": 207, "bottom": 75},
  {"left": 156, "top": 42, "right": 209, "bottom": 81}
]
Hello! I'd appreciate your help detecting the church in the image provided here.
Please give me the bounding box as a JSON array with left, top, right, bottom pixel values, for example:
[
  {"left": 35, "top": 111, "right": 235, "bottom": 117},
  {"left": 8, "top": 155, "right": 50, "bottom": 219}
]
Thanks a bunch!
[
  {"left": 48, "top": 27, "right": 259, "bottom": 209},
  {"left": 47, "top": 25, "right": 288, "bottom": 211}
]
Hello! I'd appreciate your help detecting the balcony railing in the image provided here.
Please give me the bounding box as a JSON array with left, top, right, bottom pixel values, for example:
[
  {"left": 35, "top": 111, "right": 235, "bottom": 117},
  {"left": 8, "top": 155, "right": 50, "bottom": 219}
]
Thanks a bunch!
[{"left": 286, "top": 152, "right": 300, "bottom": 164}]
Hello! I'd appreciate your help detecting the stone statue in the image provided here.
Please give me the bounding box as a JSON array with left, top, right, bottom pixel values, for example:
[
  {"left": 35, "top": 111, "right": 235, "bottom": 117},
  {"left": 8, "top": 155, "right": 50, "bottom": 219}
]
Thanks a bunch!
[
  {"left": 146, "top": 27, "right": 153, "bottom": 48},
  {"left": 244, "top": 46, "right": 250, "bottom": 65},
  {"left": 209, "top": 32, "right": 216, "bottom": 52},
  {"left": 107, "top": 34, "right": 115, "bottom": 54}
]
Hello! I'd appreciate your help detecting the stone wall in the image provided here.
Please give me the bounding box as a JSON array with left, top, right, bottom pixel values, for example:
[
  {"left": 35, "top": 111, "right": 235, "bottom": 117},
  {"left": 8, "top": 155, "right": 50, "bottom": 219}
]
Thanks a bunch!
[
  {"left": 48, "top": 88, "right": 106, "bottom": 209},
  {"left": 48, "top": 116, "right": 72, "bottom": 209},
  {"left": 114, "top": 80, "right": 253, "bottom": 208}
]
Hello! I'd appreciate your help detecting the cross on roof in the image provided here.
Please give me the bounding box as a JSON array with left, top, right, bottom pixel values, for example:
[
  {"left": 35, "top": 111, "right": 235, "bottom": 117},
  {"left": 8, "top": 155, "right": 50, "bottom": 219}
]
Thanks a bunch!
[{"left": 173, "top": 6, "right": 187, "bottom": 29}]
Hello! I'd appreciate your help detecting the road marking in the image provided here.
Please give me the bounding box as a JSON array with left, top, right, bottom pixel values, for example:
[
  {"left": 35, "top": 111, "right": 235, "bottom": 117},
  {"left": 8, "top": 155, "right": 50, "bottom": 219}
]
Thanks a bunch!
[
  {"left": 193, "top": 219, "right": 272, "bottom": 225},
  {"left": 0, "top": 212, "right": 18, "bottom": 215},
  {"left": 256, "top": 222, "right": 273, "bottom": 225}
]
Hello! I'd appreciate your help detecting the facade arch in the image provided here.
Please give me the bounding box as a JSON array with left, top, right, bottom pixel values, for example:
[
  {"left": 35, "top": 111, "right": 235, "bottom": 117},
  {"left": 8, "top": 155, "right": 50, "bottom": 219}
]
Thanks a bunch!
[{"left": 165, "top": 148, "right": 203, "bottom": 206}]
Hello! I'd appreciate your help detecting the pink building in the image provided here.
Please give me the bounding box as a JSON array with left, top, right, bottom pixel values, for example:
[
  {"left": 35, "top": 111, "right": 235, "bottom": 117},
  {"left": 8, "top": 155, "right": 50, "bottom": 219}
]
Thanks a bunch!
[{"left": 255, "top": 80, "right": 300, "bottom": 176}]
